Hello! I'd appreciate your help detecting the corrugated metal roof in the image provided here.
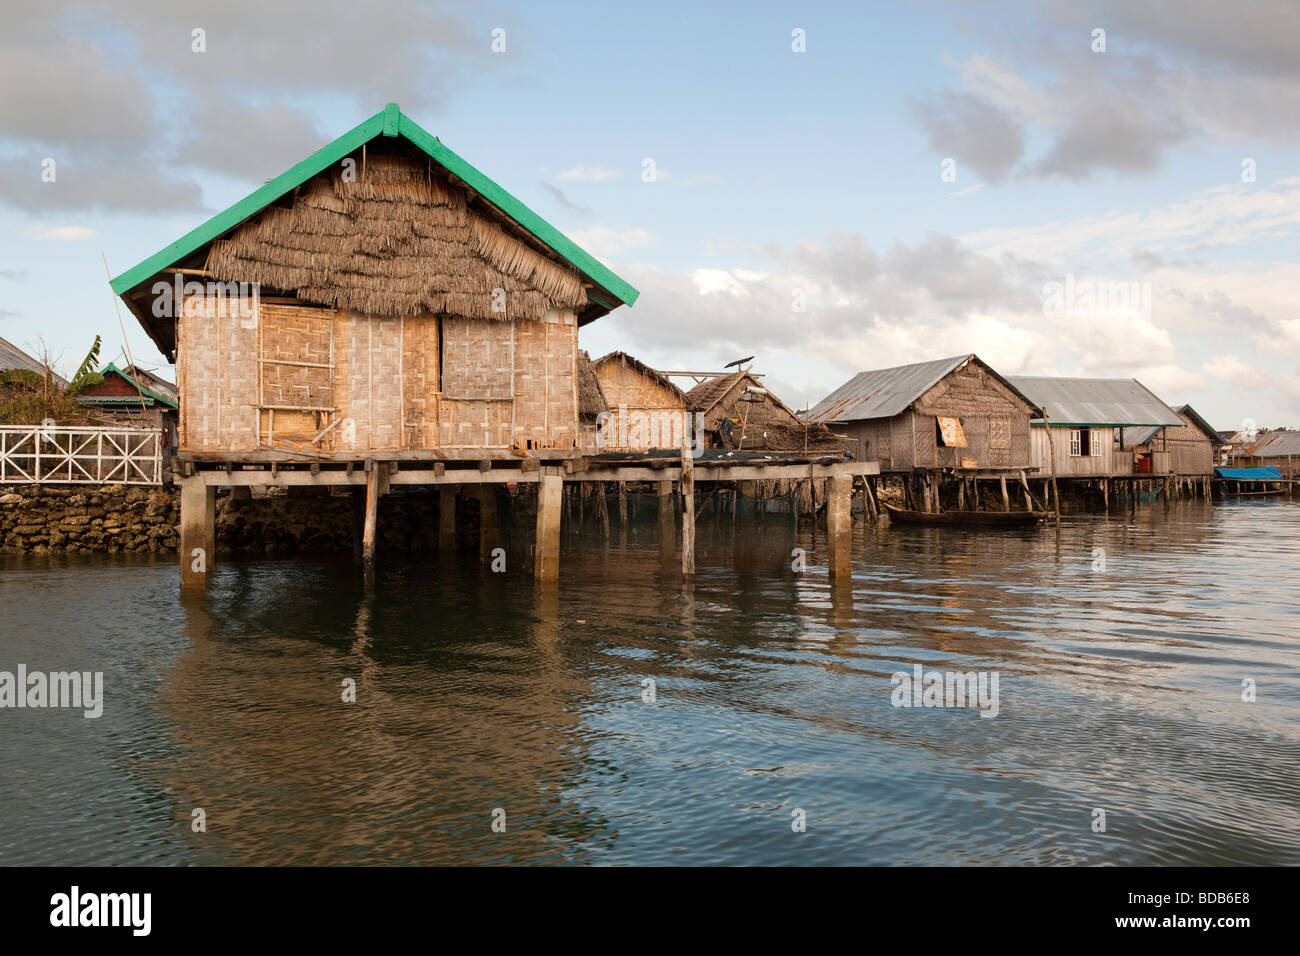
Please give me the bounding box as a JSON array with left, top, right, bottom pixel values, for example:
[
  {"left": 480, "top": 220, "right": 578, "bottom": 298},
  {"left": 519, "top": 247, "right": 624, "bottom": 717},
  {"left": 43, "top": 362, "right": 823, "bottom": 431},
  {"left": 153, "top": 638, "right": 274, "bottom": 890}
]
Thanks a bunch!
[
  {"left": 1007, "top": 376, "right": 1183, "bottom": 427},
  {"left": 806, "top": 355, "right": 971, "bottom": 423},
  {"left": 0, "top": 335, "right": 70, "bottom": 387},
  {"left": 1244, "top": 430, "right": 1300, "bottom": 457}
]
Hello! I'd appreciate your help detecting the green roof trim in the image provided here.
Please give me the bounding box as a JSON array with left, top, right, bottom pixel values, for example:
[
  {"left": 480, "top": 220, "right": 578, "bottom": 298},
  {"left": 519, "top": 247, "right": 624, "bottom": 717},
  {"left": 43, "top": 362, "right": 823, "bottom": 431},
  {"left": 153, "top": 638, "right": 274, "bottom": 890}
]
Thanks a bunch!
[
  {"left": 91, "top": 362, "right": 180, "bottom": 408},
  {"left": 109, "top": 104, "right": 639, "bottom": 313}
]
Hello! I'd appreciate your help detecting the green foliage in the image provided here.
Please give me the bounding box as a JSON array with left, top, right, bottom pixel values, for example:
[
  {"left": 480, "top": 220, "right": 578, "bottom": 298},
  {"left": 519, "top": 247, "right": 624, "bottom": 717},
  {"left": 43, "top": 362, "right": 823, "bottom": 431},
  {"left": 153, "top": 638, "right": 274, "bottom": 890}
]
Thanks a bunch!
[{"left": 68, "top": 335, "right": 102, "bottom": 394}]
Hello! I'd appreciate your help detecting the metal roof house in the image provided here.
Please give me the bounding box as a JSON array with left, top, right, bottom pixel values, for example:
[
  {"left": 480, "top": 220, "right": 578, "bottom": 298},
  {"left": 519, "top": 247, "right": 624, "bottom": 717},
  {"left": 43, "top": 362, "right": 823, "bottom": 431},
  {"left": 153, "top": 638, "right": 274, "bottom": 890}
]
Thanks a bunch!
[
  {"left": 1239, "top": 430, "right": 1300, "bottom": 477},
  {"left": 1125, "top": 403, "right": 1228, "bottom": 475},
  {"left": 109, "top": 103, "right": 638, "bottom": 461},
  {"left": 807, "top": 354, "right": 1040, "bottom": 474},
  {"left": 1006, "top": 376, "right": 1183, "bottom": 478}
]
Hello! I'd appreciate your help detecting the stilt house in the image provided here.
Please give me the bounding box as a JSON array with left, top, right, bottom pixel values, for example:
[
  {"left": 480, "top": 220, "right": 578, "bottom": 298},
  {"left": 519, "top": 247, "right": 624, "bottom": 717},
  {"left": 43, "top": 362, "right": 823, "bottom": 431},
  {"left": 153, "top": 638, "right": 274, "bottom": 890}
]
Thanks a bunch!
[
  {"left": 806, "top": 354, "right": 1039, "bottom": 473},
  {"left": 1006, "top": 375, "right": 1184, "bottom": 477},
  {"left": 109, "top": 103, "right": 638, "bottom": 463}
]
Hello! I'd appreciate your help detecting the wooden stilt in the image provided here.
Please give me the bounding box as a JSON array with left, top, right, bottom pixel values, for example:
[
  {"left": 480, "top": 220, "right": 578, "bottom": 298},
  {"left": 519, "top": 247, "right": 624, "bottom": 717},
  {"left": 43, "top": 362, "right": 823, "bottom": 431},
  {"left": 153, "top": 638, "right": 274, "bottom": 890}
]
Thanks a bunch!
[
  {"left": 478, "top": 485, "right": 498, "bottom": 562},
  {"left": 681, "top": 435, "right": 695, "bottom": 583},
  {"left": 362, "top": 462, "right": 381, "bottom": 586},
  {"left": 999, "top": 475, "right": 1010, "bottom": 512},
  {"left": 535, "top": 470, "right": 563, "bottom": 582},
  {"left": 438, "top": 485, "right": 457, "bottom": 551},
  {"left": 828, "top": 472, "right": 852, "bottom": 580},
  {"left": 595, "top": 481, "right": 610, "bottom": 539},
  {"left": 180, "top": 475, "right": 215, "bottom": 590},
  {"left": 657, "top": 479, "right": 675, "bottom": 551}
]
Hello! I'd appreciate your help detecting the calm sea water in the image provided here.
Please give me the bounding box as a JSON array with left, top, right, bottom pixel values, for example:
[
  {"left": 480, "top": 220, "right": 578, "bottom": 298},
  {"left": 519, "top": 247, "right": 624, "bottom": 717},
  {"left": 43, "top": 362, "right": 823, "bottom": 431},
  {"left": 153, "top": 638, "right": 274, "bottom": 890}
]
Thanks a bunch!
[{"left": 1, "top": 496, "right": 1298, "bottom": 866}]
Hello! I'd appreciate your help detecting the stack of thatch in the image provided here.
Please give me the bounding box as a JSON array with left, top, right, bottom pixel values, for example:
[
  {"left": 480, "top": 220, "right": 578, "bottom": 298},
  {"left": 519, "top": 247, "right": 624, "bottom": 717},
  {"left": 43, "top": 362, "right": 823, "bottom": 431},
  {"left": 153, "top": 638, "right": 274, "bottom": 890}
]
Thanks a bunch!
[{"left": 205, "top": 152, "right": 588, "bottom": 320}]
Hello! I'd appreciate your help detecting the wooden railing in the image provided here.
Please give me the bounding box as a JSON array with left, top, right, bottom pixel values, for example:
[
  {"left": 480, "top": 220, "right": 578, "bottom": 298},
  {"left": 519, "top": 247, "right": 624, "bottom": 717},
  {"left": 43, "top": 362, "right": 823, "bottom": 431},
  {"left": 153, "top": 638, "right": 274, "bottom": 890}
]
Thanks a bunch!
[{"left": 0, "top": 425, "right": 162, "bottom": 485}]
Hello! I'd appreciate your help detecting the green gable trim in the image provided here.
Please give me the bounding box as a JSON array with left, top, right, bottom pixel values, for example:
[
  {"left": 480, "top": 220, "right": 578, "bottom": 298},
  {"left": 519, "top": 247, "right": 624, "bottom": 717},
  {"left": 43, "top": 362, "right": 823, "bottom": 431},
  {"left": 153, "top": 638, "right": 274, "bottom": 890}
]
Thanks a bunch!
[
  {"left": 96, "top": 362, "right": 180, "bottom": 408},
  {"left": 396, "top": 111, "right": 640, "bottom": 309},
  {"left": 110, "top": 104, "right": 638, "bottom": 313},
  {"left": 110, "top": 110, "right": 388, "bottom": 296}
]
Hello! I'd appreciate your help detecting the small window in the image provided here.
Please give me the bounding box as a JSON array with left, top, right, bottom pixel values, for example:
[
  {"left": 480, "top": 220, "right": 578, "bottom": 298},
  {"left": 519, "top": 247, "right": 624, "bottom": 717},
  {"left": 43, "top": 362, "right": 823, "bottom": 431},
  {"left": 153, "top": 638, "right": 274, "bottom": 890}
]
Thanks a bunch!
[
  {"left": 936, "top": 416, "right": 968, "bottom": 447},
  {"left": 1070, "top": 428, "right": 1084, "bottom": 457}
]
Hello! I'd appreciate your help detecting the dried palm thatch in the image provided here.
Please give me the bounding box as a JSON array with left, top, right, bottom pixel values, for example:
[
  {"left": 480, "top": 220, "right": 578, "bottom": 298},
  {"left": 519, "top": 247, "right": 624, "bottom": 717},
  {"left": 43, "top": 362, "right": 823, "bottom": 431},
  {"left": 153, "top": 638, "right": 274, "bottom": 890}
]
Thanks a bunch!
[
  {"left": 576, "top": 350, "right": 608, "bottom": 420},
  {"left": 205, "top": 153, "right": 588, "bottom": 321},
  {"left": 727, "top": 419, "right": 851, "bottom": 453}
]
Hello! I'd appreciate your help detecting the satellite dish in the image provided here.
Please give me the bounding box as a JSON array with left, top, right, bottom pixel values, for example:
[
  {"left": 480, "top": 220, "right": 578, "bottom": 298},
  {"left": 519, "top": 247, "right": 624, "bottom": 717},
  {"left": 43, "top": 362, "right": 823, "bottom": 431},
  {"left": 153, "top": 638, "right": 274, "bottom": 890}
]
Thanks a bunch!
[{"left": 724, "top": 355, "right": 755, "bottom": 369}]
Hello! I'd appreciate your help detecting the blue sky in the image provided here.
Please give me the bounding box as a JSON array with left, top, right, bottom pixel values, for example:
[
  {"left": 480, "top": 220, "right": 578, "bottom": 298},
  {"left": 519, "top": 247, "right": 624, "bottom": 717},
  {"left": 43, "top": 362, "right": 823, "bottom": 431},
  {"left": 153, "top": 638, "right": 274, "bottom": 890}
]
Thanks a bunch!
[{"left": 3, "top": 0, "right": 1299, "bottom": 429}]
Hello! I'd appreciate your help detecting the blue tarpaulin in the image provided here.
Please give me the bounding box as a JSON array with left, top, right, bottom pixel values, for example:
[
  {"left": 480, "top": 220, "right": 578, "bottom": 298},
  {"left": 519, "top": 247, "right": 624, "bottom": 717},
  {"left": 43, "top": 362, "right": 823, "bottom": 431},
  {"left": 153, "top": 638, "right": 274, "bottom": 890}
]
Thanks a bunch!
[{"left": 1215, "top": 466, "right": 1283, "bottom": 480}]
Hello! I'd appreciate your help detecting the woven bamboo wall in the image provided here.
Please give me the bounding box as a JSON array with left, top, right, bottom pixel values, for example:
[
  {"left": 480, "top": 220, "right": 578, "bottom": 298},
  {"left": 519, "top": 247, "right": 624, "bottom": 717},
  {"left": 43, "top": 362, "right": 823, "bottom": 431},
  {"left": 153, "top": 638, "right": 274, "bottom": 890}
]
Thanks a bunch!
[
  {"left": 906, "top": 363, "right": 1033, "bottom": 471},
  {"left": 512, "top": 311, "right": 578, "bottom": 450},
  {"left": 177, "top": 297, "right": 579, "bottom": 455},
  {"left": 177, "top": 295, "right": 259, "bottom": 450},
  {"left": 592, "top": 359, "right": 683, "bottom": 451}
]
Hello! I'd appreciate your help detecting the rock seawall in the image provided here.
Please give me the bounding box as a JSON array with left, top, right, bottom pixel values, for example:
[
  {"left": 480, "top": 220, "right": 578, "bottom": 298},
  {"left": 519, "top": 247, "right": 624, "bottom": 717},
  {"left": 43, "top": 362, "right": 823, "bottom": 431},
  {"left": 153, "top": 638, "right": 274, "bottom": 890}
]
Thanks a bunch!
[
  {"left": 0, "top": 484, "right": 506, "bottom": 556},
  {"left": 0, "top": 484, "right": 179, "bottom": 554}
]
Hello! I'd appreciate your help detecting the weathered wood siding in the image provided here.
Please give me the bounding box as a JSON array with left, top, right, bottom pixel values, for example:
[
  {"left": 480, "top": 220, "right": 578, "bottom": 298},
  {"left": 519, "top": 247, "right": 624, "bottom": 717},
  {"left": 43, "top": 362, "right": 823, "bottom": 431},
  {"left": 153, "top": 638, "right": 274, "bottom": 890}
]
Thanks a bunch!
[
  {"left": 1030, "top": 426, "right": 1133, "bottom": 477},
  {"left": 1132, "top": 412, "right": 1215, "bottom": 475},
  {"left": 176, "top": 295, "right": 578, "bottom": 455}
]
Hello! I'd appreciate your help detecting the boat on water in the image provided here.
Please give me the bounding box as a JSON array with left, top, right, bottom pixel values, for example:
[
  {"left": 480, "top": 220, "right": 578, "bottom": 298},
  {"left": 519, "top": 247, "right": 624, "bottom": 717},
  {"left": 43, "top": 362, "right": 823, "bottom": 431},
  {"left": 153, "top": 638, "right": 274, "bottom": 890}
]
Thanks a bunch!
[{"left": 882, "top": 503, "right": 1052, "bottom": 527}]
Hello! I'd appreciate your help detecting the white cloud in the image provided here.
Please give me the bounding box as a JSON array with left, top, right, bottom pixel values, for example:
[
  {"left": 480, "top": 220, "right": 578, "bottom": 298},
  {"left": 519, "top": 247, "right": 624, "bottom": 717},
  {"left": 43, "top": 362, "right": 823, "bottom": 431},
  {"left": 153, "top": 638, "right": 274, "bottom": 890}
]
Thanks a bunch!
[
  {"left": 557, "top": 166, "right": 623, "bottom": 182},
  {"left": 31, "top": 226, "right": 97, "bottom": 240},
  {"left": 569, "top": 226, "right": 652, "bottom": 261}
]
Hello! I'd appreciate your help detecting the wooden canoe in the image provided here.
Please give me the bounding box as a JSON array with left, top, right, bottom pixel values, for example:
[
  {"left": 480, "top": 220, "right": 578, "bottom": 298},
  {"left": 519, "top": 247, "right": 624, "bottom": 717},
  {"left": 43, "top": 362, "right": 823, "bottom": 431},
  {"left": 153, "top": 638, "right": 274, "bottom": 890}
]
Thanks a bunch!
[{"left": 883, "top": 504, "right": 1050, "bottom": 527}]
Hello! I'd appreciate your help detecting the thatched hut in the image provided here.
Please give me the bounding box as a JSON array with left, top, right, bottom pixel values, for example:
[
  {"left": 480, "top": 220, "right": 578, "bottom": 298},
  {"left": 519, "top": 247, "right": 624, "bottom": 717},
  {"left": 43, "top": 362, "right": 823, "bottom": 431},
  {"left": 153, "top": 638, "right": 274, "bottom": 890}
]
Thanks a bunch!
[
  {"left": 588, "top": 351, "right": 687, "bottom": 451},
  {"left": 686, "top": 371, "right": 845, "bottom": 453},
  {"left": 109, "top": 104, "right": 638, "bottom": 460}
]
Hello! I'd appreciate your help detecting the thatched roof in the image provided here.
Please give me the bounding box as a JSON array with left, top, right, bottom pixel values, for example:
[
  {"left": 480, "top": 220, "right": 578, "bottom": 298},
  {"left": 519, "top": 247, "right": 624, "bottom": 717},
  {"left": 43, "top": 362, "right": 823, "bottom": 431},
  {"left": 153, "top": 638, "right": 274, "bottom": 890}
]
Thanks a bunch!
[
  {"left": 110, "top": 104, "right": 639, "bottom": 357},
  {"left": 686, "top": 371, "right": 749, "bottom": 415},
  {"left": 205, "top": 153, "right": 588, "bottom": 321},
  {"left": 590, "top": 351, "right": 689, "bottom": 403},
  {"left": 576, "top": 350, "right": 608, "bottom": 420}
]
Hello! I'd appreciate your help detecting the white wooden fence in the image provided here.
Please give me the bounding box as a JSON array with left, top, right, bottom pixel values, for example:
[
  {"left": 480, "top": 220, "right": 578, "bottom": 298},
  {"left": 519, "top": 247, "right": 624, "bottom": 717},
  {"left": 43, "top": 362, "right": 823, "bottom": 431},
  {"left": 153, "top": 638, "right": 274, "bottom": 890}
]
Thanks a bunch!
[{"left": 0, "top": 425, "right": 163, "bottom": 485}]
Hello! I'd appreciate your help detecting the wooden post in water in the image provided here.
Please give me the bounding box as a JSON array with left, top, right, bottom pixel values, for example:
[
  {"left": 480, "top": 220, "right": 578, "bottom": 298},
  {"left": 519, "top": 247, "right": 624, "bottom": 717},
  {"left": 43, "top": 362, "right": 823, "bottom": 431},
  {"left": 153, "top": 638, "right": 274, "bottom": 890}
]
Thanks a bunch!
[
  {"left": 439, "top": 486, "right": 457, "bottom": 550},
  {"left": 618, "top": 481, "right": 627, "bottom": 526},
  {"left": 657, "top": 479, "right": 675, "bottom": 553},
  {"left": 595, "top": 481, "right": 610, "bottom": 539},
  {"left": 1042, "top": 412, "right": 1061, "bottom": 525},
  {"left": 478, "top": 485, "right": 498, "bottom": 562},
  {"left": 362, "top": 461, "right": 382, "bottom": 586},
  {"left": 681, "top": 432, "right": 695, "bottom": 583},
  {"left": 999, "top": 475, "right": 1010, "bottom": 512},
  {"left": 827, "top": 471, "right": 852, "bottom": 580},
  {"left": 535, "top": 470, "right": 563, "bottom": 582},
  {"left": 179, "top": 474, "right": 215, "bottom": 590}
]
